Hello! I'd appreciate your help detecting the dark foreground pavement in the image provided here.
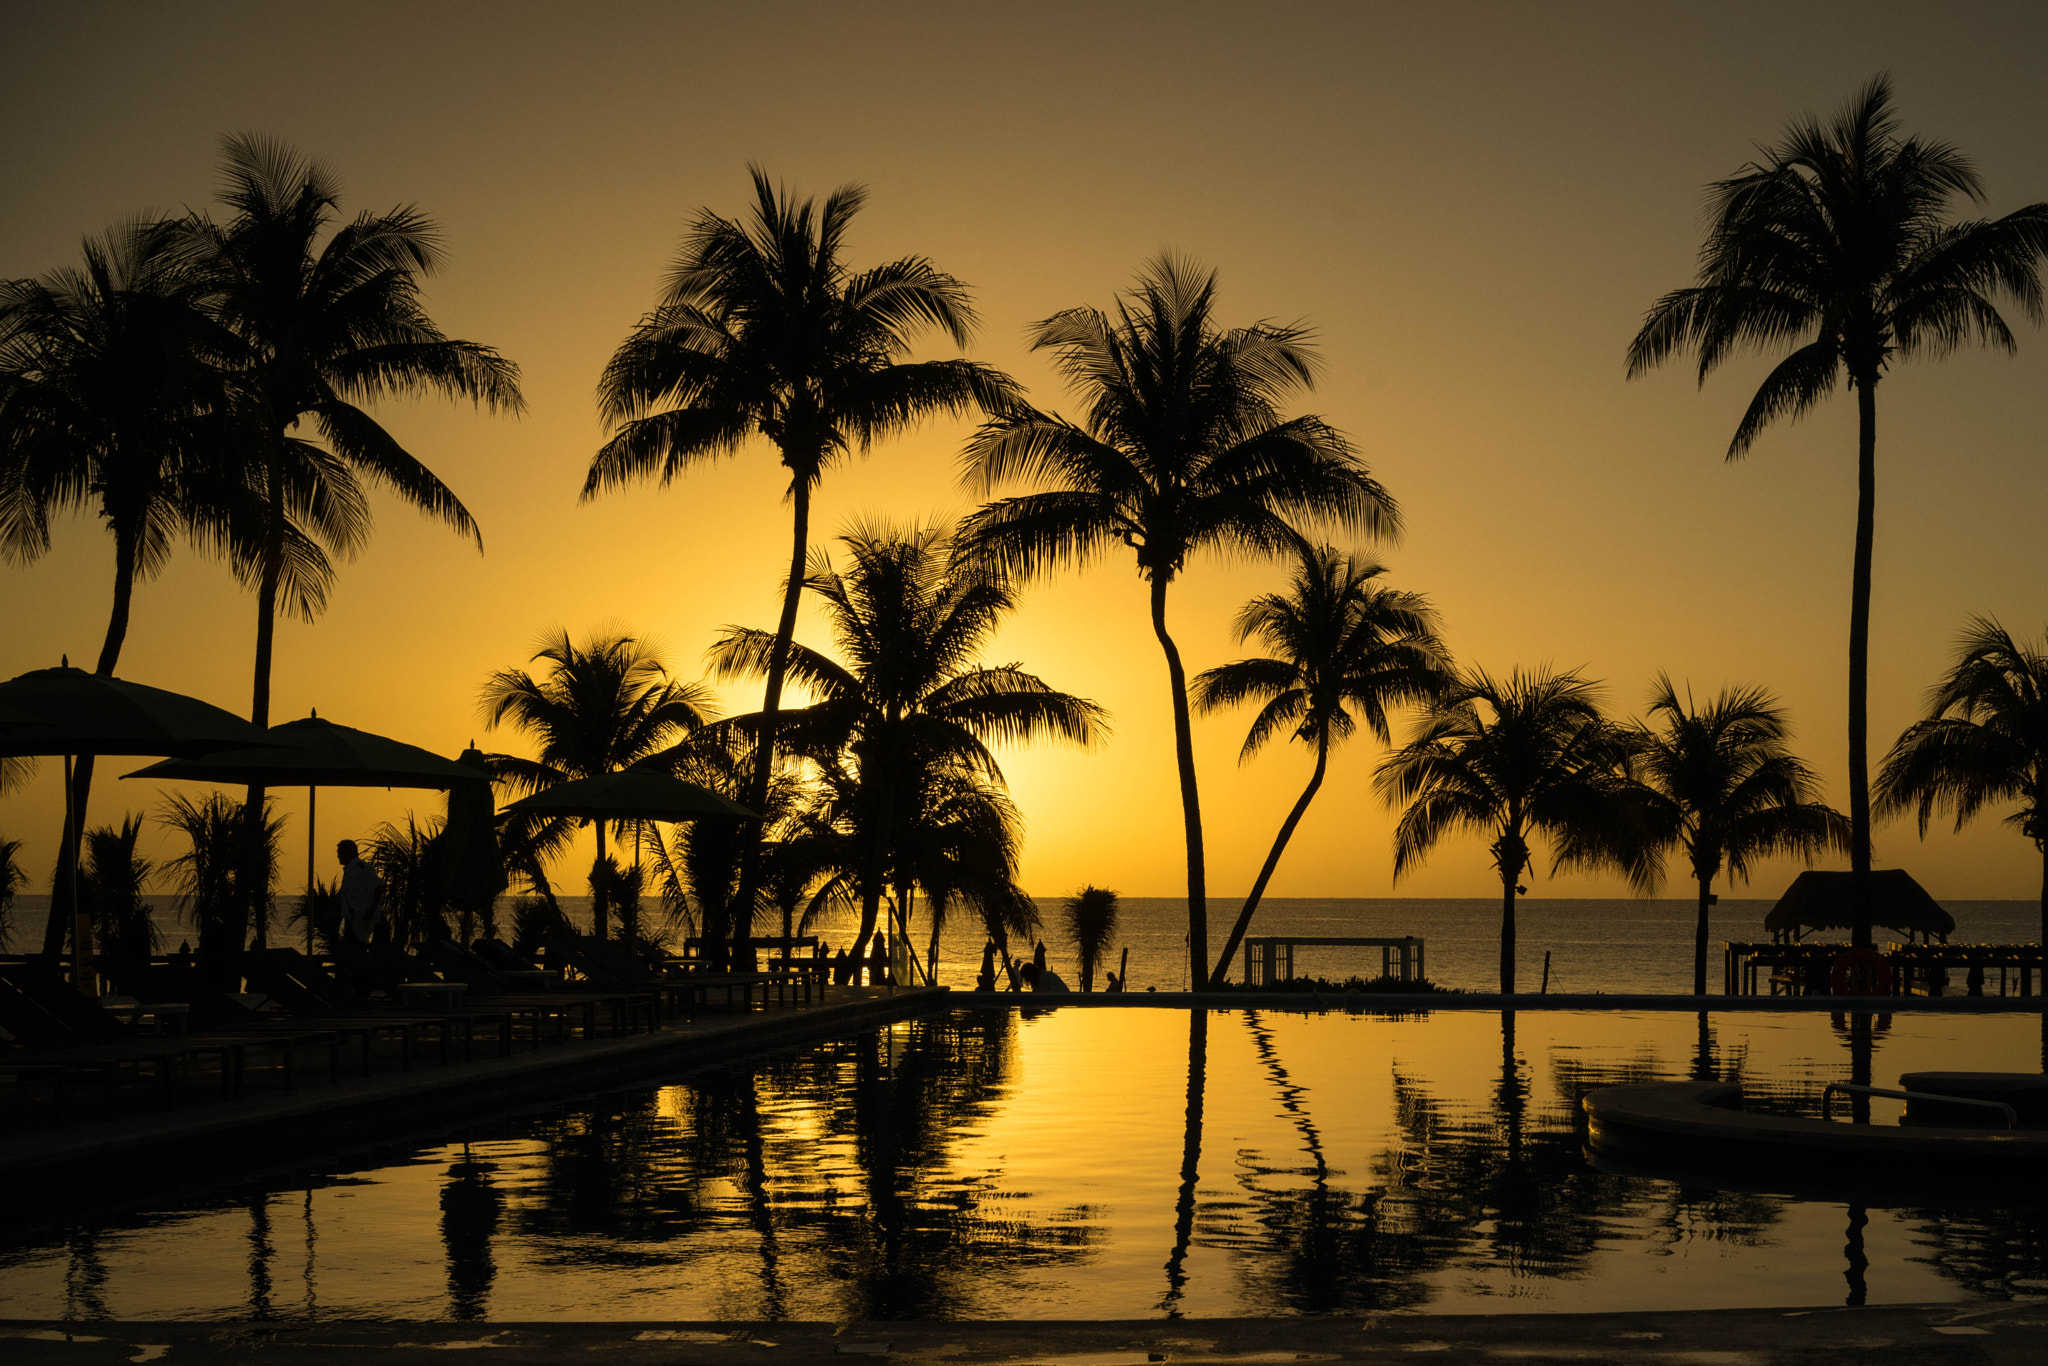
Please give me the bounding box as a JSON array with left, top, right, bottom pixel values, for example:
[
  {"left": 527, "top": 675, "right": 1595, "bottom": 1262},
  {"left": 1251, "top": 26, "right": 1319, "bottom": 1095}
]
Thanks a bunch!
[{"left": 2, "top": 1304, "right": 2041, "bottom": 1366}]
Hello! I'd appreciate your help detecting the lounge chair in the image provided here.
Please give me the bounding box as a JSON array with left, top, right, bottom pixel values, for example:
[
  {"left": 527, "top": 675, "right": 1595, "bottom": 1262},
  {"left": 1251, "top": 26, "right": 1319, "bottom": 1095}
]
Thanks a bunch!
[
  {"left": 96, "top": 959, "right": 347, "bottom": 1083},
  {"left": 237, "top": 952, "right": 458, "bottom": 1073},
  {"left": 0, "top": 961, "right": 267, "bottom": 1106},
  {"left": 544, "top": 934, "right": 717, "bottom": 1018},
  {"left": 414, "top": 938, "right": 658, "bottom": 1038},
  {"left": 328, "top": 941, "right": 523, "bottom": 1056}
]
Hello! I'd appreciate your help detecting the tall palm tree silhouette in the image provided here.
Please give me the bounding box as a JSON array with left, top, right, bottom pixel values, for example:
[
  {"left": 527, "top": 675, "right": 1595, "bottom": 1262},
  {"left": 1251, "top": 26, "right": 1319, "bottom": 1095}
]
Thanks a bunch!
[
  {"left": 1626, "top": 76, "right": 2048, "bottom": 949},
  {"left": 1619, "top": 677, "right": 1849, "bottom": 995},
  {"left": 1375, "top": 667, "right": 1637, "bottom": 994},
  {"left": 0, "top": 218, "right": 239, "bottom": 954},
  {"left": 589, "top": 169, "right": 1017, "bottom": 931},
  {"left": 1876, "top": 617, "right": 2048, "bottom": 945},
  {"left": 961, "top": 256, "right": 1398, "bottom": 977},
  {"left": 478, "top": 630, "right": 714, "bottom": 938},
  {"left": 193, "top": 134, "right": 522, "bottom": 948},
  {"left": 710, "top": 521, "right": 1103, "bottom": 968},
  {"left": 192, "top": 134, "right": 524, "bottom": 732},
  {"left": 1193, "top": 545, "right": 1450, "bottom": 986}
]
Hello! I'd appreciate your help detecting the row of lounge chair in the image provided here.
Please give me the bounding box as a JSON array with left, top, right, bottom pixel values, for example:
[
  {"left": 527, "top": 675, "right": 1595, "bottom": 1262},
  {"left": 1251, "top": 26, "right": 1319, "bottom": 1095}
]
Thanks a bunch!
[{"left": 1, "top": 931, "right": 828, "bottom": 1127}]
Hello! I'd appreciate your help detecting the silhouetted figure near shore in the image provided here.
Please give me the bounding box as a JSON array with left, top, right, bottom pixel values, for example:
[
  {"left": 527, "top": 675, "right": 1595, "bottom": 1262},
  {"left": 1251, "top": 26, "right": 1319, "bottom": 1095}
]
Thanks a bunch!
[
  {"left": 976, "top": 939, "right": 998, "bottom": 992},
  {"left": 337, "top": 840, "right": 384, "bottom": 943}
]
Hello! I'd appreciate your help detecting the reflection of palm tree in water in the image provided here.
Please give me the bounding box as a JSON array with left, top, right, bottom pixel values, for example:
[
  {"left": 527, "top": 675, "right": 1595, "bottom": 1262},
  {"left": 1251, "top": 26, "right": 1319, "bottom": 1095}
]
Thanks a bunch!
[
  {"left": 1160, "top": 1008, "right": 1207, "bottom": 1316},
  {"left": 738, "top": 1070, "right": 786, "bottom": 1321},
  {"left": 1832, "top": 1011, "right": 1882, "bottom": 1124},
  {"left": 1242, "top": 1010, "right": 1331, "bottom": 1189},
  {"left": 500, "top": 1010, "right": 1087, "bottom": 1319},
  {"left": 64, "top": 1230, "right": 110, "bottom": 1321},
  {"left": 246, "top": 1194, "right": 275, "bottom": 1318},
  {"left": 1499, "top": 1011, "right": 1524, "bottom": 1165},
  {"left": 1843, "top": 1204, "right": 1869, "bottom": 1306},
  {"left": 300, "top": 1187, "right": 317, "bottom": 1317},
  {"left": 441, "top": 1146, "right": 502, "bottom": 1321}
]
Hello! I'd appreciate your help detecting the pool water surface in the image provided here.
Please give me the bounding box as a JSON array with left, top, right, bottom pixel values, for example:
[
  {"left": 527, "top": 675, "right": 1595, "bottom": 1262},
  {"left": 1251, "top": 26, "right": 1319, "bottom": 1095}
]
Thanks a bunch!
[{"left": 0, "top": 1007, "right": 2041, "bottom": 1320}]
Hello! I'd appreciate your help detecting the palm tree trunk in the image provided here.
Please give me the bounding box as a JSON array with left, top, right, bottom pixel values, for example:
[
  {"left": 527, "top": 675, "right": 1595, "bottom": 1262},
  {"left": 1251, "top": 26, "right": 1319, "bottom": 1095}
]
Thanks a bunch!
[
  {"left": 847, "top": 761, "right": 897, "bottom": 978},
  {"left": 1209, "top": 733, "right": 1328, "bottom": 987},
  {"left": 1149, "top": 573, "right": 1207, "bottom": 985},
  {"left": 243, "top": 458, "right": 288, "bottom": 966},
  {"left": 1500, "top": 866, "right": 1518, "bottom": 996},
  {"left": 727, "top": 474, "right": 813, "bottom": 969},
  {"left": 592, "top": 817, "right": 608, "bottom": 939},
  {"left": 43, "top": 529, "right": 140, "bottom": 956},
  {"left": 95, "top": 528, "right": 137, "bottom": 678},
  {"left": 1693, "top": 871, "right": 1714, "bottom": 997},
  {"left": 1495, "top": 827, "right": 1526, "bottom": 995},
  {"left": 2038, "top": 838, "right": 2046, "bottom": 961},
  {"left": 1848, "top": 377, "right": 1877, "bottom": 952}
]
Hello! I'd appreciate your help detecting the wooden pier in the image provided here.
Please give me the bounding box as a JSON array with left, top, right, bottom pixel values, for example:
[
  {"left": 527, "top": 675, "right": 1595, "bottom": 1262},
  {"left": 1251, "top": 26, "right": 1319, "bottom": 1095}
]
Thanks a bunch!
[{"left": 1722, "top": 939, "right": 2040, "bottom": 997}]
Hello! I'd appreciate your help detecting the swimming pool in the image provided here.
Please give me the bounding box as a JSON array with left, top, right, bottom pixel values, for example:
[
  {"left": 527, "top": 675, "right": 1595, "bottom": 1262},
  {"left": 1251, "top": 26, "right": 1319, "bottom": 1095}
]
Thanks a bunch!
[{"left": 0, "top": 1007, "right": 2041, "bottom": 1320}]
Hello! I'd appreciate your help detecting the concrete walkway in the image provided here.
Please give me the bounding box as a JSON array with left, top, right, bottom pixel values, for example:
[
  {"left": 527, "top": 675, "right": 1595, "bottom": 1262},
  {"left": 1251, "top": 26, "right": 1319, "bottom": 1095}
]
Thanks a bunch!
[
  {"left": 0, "top": 1302, "right": 2039, "bottom": 1364},
  {"left": 0, "top": 985, "right": 946, "bottom": 1215}
]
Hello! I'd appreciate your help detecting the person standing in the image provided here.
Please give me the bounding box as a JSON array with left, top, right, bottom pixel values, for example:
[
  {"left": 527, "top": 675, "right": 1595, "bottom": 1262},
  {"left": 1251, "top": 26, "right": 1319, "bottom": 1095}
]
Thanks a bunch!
[{"left": 337, "top": 839, "right": 385, "bottom": 943}]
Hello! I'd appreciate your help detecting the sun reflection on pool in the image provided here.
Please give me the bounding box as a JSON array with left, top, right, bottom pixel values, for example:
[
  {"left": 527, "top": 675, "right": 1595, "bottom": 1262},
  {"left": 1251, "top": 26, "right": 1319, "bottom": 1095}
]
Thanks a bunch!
[{"left": 0, "top": 1007, "right": 2040, "bottom": 1321}]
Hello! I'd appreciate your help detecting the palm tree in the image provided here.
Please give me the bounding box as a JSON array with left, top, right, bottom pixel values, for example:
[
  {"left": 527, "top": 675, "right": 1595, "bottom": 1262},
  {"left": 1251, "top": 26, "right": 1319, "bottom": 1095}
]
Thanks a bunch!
[
  {"left": 0, "top": 834, "right": 26, "bottom": 951},
  {"left": 0, "top": 218, "right": 239, "bottom": 954},
  {"left": 190, "top": 134, "right": 524, "bottom": 735},
  {"left": 1626, "top": 76, "right": 2048, "bottom": 949},
  {"left": 643, "top": 767, "right": 835, "bottom": 956},
  {"left": 587, "top": 167, "right": 1017, "bottom": 914},
  {"left": 881, "top": 763, "right": 1034, "bottom": 984},
  {"left": 365, "top": 814, "right": 447, "bottom": 947},
  {"left": 960, "top": 256, "right": 1400, "bottom": 975},
  {"left": 1875, "top": 617, "right": 2048, "bottom": 945},
  {"left": 1193, "top": 545, "right": 1451, "bottom": 985},
  {"left": 80, "top": 813, "right": 159, "bottom": 960},
  {"left": 1374, "top": 667, "right": 1638, "bottom": 994},
  {"left": 191, "top": 134, "right": 522, "bottom": 954},
  {"left": 709, "top": 520, "right": 1104, "bottom": 968},
  {"left": 159, "top": 790, "right": 282, "bottom": 965},
  {"left": 1061, "top": 885, "right": 1120, "bottom": 993},
  {"left": 1619, "top": 677, "right": 1850, "bottom": 995},
  {"left": 477, "top": 629, "right": 714, "bottom": 938}
]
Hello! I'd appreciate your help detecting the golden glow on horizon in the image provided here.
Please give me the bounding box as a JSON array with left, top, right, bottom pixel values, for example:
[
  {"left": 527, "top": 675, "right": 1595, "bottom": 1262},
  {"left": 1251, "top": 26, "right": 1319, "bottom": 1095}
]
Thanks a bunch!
[{"left": 3, "top": 4, "right": 2046, "bottom": 909}]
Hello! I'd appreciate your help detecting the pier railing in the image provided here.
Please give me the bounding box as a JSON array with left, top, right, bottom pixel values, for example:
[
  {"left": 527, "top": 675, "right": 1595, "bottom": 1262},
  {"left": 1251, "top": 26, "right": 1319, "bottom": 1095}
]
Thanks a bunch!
[{"left": 1242, "top": 936, "right": 1426, "bottom": 987}]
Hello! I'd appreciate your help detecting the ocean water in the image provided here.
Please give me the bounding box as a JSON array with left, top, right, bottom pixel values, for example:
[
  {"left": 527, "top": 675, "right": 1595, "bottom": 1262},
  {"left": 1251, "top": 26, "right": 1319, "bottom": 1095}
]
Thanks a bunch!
[{"left": 7, "top": 892, "right": 2037, "bottom": 994}]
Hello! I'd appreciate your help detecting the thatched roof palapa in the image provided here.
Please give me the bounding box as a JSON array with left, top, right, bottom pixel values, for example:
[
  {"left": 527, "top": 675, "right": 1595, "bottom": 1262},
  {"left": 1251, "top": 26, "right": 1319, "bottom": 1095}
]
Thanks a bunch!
[{"left": 1763, "top": 869, "right": 1955, "bottom": 941}]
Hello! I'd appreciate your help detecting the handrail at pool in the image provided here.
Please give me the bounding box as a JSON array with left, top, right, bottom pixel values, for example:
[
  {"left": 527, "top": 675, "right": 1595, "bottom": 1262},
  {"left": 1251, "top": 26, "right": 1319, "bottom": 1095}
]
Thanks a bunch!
[{"left": 1820, "top": 1082, "right": 2016, "bottom": 1129}]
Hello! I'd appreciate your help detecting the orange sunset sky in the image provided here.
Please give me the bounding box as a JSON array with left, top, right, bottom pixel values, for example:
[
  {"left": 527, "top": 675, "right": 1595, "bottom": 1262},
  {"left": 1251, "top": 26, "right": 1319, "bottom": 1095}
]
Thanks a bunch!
[{"left": 4, "top": 1, "right": 2046, "bottom": 906}]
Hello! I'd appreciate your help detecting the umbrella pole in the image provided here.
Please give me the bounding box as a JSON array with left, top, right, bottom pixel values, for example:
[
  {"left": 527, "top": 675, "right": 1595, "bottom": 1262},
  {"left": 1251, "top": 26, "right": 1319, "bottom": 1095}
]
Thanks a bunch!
[{"left": 305, "top": 785, "right": 317, "bottom": 954}]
